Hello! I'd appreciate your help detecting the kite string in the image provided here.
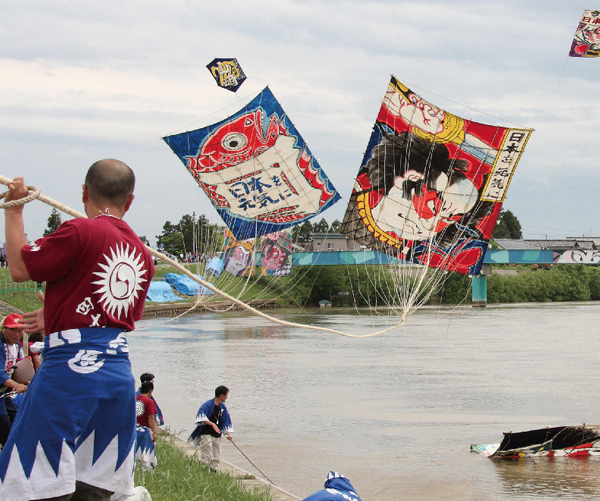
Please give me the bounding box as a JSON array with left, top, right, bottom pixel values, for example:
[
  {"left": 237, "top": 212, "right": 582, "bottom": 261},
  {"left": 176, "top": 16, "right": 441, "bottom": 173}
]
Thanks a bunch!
[{"left": 0, "top": 175, "right": 405, "bottom": 338}]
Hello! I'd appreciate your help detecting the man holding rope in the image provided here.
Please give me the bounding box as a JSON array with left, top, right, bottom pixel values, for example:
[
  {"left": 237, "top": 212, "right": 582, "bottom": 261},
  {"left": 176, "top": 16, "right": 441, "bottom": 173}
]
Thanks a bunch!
[
  {"left": 188, "top": 385, "right": 233, "bottom": 472},
  {"left": 0, "top": 159, "right": 154, "bottom": 501}
]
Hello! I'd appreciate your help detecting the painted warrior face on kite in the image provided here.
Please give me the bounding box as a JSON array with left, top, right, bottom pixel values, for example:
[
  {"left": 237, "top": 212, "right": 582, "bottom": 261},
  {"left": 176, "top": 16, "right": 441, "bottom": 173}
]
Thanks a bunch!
[
  {"left": 367, "top": 132, "right": 479, "bottom": 241},
  {"left": 337, "top": 76, "right": 532, "bottom": 276},
  {"left": 569, "top": 10, "right": 600, "bottom": 58},
  {"left": 574, "top": 25, "right": 600, "bottom": 52},
  {"left": 224, "top": 245, "right": 253, "bottom": 276},
  {"left": 261, "top": 242, "right": 290, "bottom": 270}
]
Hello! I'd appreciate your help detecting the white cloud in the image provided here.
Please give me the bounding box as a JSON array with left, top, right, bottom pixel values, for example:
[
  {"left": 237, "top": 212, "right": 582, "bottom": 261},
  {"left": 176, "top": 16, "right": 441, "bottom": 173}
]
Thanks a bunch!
[{"left": 0, "top": 0, "right": 598, "bottom": 244}]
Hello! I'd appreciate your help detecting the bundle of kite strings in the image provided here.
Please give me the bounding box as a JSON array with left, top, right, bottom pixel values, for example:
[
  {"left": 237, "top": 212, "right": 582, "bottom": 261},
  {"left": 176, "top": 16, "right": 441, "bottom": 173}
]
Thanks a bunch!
[{"left": 0, "top": 175, "right": 406, "bottom": 338}]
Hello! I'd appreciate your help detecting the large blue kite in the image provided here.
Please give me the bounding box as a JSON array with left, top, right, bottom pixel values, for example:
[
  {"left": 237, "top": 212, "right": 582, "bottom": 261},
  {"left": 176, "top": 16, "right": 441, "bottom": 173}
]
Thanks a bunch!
[{"left": 163, "top": 87, "right": 340, "bottom": 240}]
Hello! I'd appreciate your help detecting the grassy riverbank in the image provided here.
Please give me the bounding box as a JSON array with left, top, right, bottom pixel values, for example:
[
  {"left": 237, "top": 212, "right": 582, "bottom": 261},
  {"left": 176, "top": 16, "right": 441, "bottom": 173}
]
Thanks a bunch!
[
  {"left": 135, "top": 434, "right": 273, "bottom": 501},
  {"left": 0, "top": 268, "right": 43, "bottom": 312},
  {"left": 3, "top": 263, "right": 600, "bottom": 314}
]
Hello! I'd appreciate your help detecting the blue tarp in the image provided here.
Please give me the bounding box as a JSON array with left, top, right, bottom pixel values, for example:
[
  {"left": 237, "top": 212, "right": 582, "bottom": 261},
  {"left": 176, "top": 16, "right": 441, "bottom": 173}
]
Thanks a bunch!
[
  {"left": 170, "top": 274, "right": 215, "bottom": 296},
  {"left": 162, "top": 273, "right": 179, "bottom": 284},
  {"left": 146, "top": 281, "right": 184, "bottom": 303},
  {"left": 206, "top": 257, "right": 224, "bottom": 278}
]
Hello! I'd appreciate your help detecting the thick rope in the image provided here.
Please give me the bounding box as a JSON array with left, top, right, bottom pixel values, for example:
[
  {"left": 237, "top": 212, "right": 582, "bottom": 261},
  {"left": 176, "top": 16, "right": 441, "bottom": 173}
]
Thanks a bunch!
[
  {"left": 229, "top": 438, "right": 275, "bottom": 485},
  {"left": 0, "top": 175, "right": 406, "bottom": 338},
  {"left": 0, "top": 186, "right": 41, "bottom": 209}
]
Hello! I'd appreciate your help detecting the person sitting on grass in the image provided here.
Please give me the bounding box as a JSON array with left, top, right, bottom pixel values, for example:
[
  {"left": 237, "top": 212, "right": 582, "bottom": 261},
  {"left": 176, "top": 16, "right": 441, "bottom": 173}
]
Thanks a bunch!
[{"left": 0, "top": 313, "right": 27, "bottom": 446}]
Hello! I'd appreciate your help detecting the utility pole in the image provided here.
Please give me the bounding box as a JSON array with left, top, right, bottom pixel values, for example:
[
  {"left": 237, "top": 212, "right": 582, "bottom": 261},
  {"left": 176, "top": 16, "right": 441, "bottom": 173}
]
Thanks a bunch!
[{"left": 192, "top": 211, "right": 196, "bottom": 256}]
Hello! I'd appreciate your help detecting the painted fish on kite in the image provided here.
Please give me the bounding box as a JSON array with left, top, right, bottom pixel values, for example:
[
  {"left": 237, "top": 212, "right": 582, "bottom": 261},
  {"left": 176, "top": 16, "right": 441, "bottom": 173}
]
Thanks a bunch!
[
  {"left": 569, "top": 10, "right": 600, "bottom": 58},
  {"left": 206, "top": 58, "right": 247, "bottom": 92},
  {"left": 164, "top": 87, "right": 340, "bottom": 241},
  {"left": 340, "top": 76, "right": 532, "bottom": 276}
]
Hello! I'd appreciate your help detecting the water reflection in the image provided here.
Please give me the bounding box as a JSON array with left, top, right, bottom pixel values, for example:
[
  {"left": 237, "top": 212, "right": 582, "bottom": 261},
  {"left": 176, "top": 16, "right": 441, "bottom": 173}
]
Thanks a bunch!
[
  {"left": 223, "top": 323, "right": 285, "bottom": 339},
  {"left": 493, "top": 458, "right": 600, "bottom": 498}
]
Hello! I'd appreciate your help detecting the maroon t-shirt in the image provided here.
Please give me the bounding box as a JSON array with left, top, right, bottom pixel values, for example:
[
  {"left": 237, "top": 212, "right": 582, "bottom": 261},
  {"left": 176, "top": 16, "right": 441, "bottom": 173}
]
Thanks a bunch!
[
  {"left": 136, "top": 395, "right": 157, "bottom": 427},
  {"left": 22, "top": 215, "right": 154, "bottom": 334}
]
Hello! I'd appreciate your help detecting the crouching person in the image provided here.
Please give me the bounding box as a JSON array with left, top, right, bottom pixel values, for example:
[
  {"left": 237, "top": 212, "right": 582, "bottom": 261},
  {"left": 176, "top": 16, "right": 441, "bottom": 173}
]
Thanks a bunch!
[{"left": 303, "top": 472, "right": 363, "bottom": 501}]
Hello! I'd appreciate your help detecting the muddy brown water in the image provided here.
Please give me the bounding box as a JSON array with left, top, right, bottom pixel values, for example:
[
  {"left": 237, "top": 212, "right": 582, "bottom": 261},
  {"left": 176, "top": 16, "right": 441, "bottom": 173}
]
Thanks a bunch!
[{"left": 130, "top": 303, "right": 600, "bottom": 500}]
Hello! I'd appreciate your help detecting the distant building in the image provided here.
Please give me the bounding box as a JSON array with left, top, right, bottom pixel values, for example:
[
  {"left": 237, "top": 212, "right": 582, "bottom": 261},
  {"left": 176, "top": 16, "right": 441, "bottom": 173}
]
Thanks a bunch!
[
  {"left": 494, "top": 239, "right": 543, "bottom": 250},
  {"left": 309, "top": 233, "right": 362, "bottom": 252},
  {"left": 495, "top": 238, "right": 598, "bottom": 252},
  {"left": 523, "top": 238, "right": 596, "bottom": 251}
]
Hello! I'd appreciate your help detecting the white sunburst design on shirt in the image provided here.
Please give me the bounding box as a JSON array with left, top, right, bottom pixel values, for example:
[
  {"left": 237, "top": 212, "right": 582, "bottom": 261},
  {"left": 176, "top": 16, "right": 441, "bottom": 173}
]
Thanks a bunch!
[
  {"left": 136, "top": 399, "right": 145, "bottom": 418},
  {"left": 92, "top": 243, "right": 148, "bottom": 319}
]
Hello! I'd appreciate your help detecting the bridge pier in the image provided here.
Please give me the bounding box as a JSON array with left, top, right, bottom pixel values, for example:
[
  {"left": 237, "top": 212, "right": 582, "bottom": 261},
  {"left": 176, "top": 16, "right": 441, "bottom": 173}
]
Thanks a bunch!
[{"left": 471, "top": 264, "right": 491, "bottom": 307}]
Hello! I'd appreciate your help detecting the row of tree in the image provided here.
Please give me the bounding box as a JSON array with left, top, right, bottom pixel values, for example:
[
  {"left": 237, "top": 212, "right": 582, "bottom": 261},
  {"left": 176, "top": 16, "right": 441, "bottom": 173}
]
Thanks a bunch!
[
  {"left": 42, "top": 207, "right": 523, "bottom": 257},
  {"left": 152, "top": 215, "right": 345, "bottom": 256},
  {"left": 262, "top": 262, "right": 600, "bottom": 308}
]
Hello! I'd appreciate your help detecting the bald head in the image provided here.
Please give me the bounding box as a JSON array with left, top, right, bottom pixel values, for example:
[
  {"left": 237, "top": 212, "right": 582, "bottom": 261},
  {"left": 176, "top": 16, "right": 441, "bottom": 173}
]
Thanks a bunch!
[{"left": 84, "top": 159, "right": 136, "bottom": 208}]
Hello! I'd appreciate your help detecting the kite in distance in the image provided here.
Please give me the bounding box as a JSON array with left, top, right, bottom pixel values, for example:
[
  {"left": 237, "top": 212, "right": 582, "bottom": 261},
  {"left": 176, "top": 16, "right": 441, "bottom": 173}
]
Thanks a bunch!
[
  {"left": 207, "top": 58, "right": 247, "bottom": 92},
  {"left": 163, "top": 86, "right": 340, "bottom": 241},
  {"left": 340, "top": 76, "right": 532, "bottom": 276},
  {"left": 259, "top": 231, "right": 293, "bottom": 277},
  {"left": 570, "top": 10, "right": 600, "bottom": 57}
]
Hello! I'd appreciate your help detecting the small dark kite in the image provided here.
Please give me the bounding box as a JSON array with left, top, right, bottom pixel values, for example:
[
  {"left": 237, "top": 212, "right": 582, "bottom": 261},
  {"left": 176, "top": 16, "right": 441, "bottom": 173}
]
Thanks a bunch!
[{"left": 206, "top": 58, "right": 247, "bottom": 92}]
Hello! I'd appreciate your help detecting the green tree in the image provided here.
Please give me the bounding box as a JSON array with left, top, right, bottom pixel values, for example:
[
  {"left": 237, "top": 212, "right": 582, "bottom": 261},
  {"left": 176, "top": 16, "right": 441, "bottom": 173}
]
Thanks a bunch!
[
  {"left": 156, "top": 214, "right": 224, "bottom": 256},
  {"left": 156, "top": 221, "right": 183, "bottom": 255},
  {"left": 43, "top": 208, "right": 62, "bottom": 236},
  {"left": 291, "top": 221, "right": 313, "bottom": 244},
  {"left": 312, "top": 218, "right": 330, "bottom": 234},
  {"left": 492, "top": 209, "right": 522, "bottom": 239},
  {"left": 330, "top": 219, "right": 342, "bottom": 233}
]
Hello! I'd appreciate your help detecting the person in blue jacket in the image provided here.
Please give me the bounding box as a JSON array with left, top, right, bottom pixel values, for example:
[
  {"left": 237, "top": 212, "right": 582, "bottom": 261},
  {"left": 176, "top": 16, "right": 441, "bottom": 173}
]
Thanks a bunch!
[
  {"left": 188, "top": 385, "right": 233, "bottom": 471},
  {"left": 303, "top": 471, "right": 363, "bottom": 501}
]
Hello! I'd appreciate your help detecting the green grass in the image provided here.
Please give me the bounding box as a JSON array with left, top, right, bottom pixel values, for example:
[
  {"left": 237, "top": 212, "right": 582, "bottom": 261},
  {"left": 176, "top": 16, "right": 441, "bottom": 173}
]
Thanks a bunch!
[
  {"left": 0, "top": 264, "right": 281, "bottom": 311},
  {"left": 0, "top": 268, "right": 44, "bottom": 313},
  {"left": 134, "top": 434, "right": 273, "bottom": 501}
]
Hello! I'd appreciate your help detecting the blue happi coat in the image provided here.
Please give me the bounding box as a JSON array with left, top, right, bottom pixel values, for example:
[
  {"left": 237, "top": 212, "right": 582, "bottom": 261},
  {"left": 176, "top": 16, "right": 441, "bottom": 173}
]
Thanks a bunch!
[
  {"left": 302, "top": 472, "right": 363, "bottom": 501},
  {"left": 0, "top": 328, "right": 136, "bottom": 501},
  {"left": 188, "top": 398, "right": 233, "bottom": 444}
]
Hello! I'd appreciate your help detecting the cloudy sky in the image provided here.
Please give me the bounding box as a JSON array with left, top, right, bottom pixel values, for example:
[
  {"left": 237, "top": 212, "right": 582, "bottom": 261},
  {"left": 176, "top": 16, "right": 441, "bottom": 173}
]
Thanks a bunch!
[{"left": 1, "top": 0, "right": 598, "bottom": 245}]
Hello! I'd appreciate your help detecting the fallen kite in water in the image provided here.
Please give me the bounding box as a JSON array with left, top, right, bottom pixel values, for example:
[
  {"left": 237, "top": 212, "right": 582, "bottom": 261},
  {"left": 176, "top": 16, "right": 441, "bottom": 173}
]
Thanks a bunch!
[{"left": 471, "top": 424, "right": 600, "bottom": 458}]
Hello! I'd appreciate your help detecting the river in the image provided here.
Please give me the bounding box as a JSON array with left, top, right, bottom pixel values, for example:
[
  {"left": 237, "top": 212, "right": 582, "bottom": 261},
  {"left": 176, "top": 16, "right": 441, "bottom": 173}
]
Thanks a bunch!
[{"left": 130, "top": 302, "right": 600, "bottom": 500}]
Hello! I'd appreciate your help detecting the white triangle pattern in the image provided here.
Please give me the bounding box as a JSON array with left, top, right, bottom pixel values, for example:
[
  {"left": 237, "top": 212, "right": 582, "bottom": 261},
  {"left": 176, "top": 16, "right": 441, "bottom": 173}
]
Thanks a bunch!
[
  {"left": 0, "top": 440, "right": 75, "bottom": 501},
  {"left": 134, "top": 444, "right": 157, "bottom": 467},
  {"left": 75, "top": 431, "right": 135, "bottom": 499},
  {"left": 0, "top": 432, "right": 135, "bottom": 501}
]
